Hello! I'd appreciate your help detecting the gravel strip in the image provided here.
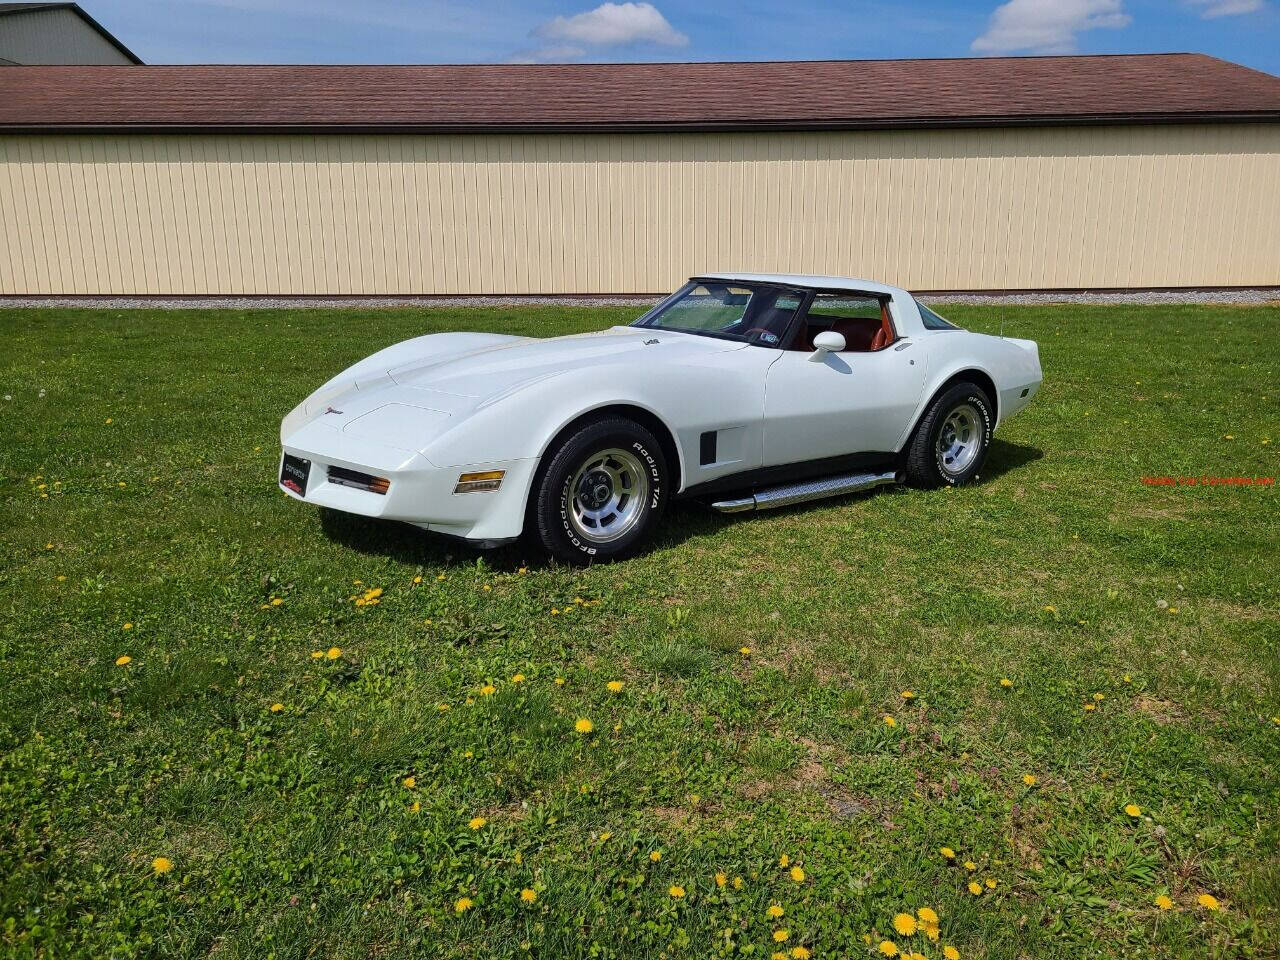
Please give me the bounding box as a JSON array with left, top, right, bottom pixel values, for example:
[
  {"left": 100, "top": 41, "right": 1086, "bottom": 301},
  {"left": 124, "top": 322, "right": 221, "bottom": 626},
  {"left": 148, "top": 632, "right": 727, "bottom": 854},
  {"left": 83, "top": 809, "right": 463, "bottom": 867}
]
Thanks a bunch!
[{"left": 1, "top": 290, "right": 1276, "bottom": 309}]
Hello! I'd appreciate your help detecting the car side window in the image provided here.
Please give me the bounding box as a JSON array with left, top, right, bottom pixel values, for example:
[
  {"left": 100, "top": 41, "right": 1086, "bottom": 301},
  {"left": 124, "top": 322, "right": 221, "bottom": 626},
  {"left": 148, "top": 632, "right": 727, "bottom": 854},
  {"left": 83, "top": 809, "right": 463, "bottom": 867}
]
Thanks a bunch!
[{"left": 791, "top": 294, "right": 891, "bottom": 352}]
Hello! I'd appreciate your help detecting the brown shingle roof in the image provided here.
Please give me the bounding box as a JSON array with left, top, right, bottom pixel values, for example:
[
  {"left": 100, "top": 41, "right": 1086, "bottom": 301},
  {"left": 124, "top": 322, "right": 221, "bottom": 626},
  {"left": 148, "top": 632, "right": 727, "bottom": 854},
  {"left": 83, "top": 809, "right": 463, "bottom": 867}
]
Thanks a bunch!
[{"left": 2, "top": 53, "right": 1278, "bottom": 132}]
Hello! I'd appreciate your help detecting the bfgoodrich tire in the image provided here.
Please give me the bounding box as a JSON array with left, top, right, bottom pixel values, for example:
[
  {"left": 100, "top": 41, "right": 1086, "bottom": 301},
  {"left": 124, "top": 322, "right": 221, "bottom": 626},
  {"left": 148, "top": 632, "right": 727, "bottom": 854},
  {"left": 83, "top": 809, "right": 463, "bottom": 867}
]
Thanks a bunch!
[
  {"left": 531, "top": 416, "right": 668, "bottom": 563},
  {"left": 904, "top": 381, "right": 994, "bottom": 488}
]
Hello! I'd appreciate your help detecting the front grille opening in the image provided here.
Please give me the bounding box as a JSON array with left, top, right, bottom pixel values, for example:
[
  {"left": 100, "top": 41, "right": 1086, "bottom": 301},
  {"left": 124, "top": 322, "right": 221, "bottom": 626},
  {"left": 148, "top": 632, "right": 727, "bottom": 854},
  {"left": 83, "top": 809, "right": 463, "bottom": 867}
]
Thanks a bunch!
[{"left": 328, "top": 465, "right": 390, "bottom": 495}]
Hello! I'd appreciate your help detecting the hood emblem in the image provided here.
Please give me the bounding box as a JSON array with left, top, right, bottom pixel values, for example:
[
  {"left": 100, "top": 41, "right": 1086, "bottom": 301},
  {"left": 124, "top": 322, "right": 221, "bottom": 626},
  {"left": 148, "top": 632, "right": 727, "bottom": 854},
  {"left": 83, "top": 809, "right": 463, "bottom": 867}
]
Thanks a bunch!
[
  {"left": 324, "top": 406, "right": 343, "bottom": 415},
  {"left": 644, "top": 338, "right": 660, "bottom": 345}
]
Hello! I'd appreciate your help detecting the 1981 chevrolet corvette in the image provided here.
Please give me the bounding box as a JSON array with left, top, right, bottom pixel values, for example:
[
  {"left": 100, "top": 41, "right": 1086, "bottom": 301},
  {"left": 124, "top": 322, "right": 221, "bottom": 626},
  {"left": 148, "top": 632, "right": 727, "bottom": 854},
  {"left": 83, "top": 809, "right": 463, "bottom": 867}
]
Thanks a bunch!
[{"left": 280, "top": 274, "right": 1041, "bottom": 561}]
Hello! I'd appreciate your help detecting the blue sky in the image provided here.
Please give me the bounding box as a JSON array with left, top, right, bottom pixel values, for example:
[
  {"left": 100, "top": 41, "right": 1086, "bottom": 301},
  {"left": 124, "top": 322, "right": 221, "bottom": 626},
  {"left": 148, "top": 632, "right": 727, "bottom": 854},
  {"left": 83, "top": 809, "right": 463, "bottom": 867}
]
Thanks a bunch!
[{"left": 93, "top": 0, "right": 1279, "bottom": 75}]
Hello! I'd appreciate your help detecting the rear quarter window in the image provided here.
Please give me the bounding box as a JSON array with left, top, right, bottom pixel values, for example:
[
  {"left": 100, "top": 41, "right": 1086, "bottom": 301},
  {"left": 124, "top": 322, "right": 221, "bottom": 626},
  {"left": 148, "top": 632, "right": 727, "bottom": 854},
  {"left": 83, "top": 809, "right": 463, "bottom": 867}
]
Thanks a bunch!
[{"left": 915, "top": 299, "right": 959, "bottom": 330}]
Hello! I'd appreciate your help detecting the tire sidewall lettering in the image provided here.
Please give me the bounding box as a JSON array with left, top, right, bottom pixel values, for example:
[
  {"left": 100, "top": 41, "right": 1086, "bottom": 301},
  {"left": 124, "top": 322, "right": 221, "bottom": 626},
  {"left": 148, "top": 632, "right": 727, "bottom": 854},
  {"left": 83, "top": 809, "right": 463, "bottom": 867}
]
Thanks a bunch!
[
  {"left": 554, "top": 433, "right": 663, "bottom": 557},
  {"left": 935, "top": 392, "right": 992, "bottom": 485}
]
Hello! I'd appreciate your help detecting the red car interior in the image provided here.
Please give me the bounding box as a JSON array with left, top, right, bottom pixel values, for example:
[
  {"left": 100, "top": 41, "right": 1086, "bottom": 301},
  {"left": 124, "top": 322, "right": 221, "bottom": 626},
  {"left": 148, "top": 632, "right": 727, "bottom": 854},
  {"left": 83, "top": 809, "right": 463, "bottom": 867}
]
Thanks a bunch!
[{"left": 791, "top": 302, "right": 896, "bottom": 352}]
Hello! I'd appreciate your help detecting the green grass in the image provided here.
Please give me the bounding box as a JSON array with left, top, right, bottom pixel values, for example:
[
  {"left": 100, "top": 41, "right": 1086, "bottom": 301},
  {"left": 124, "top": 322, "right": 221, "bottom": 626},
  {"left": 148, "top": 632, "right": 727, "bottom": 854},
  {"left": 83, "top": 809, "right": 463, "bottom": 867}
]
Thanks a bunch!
[{"left": 1, "top": 303, "right": 1277, "bottom": 960}]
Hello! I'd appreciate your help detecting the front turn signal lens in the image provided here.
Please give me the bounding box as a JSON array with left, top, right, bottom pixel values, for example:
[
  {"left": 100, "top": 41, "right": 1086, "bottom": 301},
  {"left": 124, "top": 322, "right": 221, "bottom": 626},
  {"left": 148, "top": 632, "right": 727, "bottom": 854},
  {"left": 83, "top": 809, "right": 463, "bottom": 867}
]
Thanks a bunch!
[{"left": 454, "top": 470, "right": 505, "bottom": 494}]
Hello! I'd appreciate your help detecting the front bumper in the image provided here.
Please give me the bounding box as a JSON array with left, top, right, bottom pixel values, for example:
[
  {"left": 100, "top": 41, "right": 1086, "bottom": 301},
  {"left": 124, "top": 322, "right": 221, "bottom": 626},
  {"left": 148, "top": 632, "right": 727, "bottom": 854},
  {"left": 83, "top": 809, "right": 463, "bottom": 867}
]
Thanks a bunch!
[{"left": 279, "top": 419, "right": 537, "bottom": 543}]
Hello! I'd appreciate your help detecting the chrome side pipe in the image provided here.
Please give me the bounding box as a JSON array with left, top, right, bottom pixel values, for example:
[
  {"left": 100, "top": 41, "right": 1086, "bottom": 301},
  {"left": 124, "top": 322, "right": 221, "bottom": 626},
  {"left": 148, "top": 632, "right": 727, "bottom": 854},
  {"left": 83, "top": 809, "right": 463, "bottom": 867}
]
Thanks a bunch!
[{"left": 710, "top": 469, "right": 902, "bottom": 514}]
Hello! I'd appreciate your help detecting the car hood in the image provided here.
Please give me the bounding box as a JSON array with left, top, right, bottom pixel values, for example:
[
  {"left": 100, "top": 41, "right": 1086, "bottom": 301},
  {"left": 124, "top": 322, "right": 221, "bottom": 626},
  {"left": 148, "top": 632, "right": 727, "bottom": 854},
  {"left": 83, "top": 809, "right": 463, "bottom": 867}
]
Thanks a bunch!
[
  {"left": 285, "top": 326, "right": 746, "bottom": 454},
  {"left": 386, "top": 326, "right": 745, "bottom": 401}
]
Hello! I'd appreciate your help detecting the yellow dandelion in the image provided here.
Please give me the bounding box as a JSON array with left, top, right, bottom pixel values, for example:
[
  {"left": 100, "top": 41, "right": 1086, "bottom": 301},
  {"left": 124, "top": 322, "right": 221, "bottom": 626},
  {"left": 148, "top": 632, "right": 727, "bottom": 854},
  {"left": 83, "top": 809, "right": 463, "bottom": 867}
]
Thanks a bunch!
[
  {"left": 964, "top": 860, "right": 976, "bottom": 872},
  {"left": 554, "top": 677, "right": 566, "bottom": 685},
  {"left": 311, "top": 650, "right": 324, "bottom": 659},
  {"left": 923, "top": 924, "right": 940, "bottom": 942},
  {"left": 791, "top": 948, "right": 811, "bottom": 960},
  {"left": 772, "top": 930, "right": 790, "bottom": 942},
  {"left": 943, "top": 947, "right": 960, "bottom": 960},
  {"left": 575, "top": 717, "right": 594, "bottom": 734},
  {"left": 511, "top": 673, "right": 525, "bottom": 684},
  {"left": 968, "top": 881, "right": 982, "bottom": 896},
  {"left": 1043, "top": 604, "right": 1057, "bottom": 613},
  {"left": 482, "top": 584, "right": 492, "bottom": 592},
  {"left": 122, "top": 623, "right": 133, "bottom": 630},
  {"left": 715, "top": 872, "right": 727, "bottom": 887},
  {"left": 454, "top": 897, "right": 473, "bottom": 913},
  {"left": 910, "top": 954, "right": 928, "bottom": 960},
  {"left": 520, "top": 888, "right": 537, "bottom": 903},
  {"left": 1155, "top": 894, "right": 1174, "bottom": 911},
  {"left": 270, "top": 597, "right": 283, "bottom": 606},
  {"left": 409, "top": 801, "right": 420, "bottom": 813},
  {"left": 598, "top": 832, "right": 612, "bottom": 842},
  {"left": 1000, "top": 677, "right": 1013, "bottom": 687},
  {"left": 151, "top": 856, "right": 173, "bottom": 874},
  {"left": 649, "top": 850, "right": 662, "bottom": 862},
  {"left": 940, "top": 847, "right": 956, "bottom": 860},
  {"left": 1123, "top": 674, "right": 1132, "bottom": 684},
  {"left": 1084, "top": 702, "right": 1096, "bottom": 712},
  {"left": 1023, "top": 774, "right": 1037, "bottom": 787},
  {"left": 767, "top": 905, "right": 785, "bottom": 918},
  {"left": 900, "top": 690, "right": 915, "bottom": 699},
  {"left": 879, "top": 942, "right": 899, "bottom": 957},
  {"left": 402, "top": 776, "right": 416, "bottom": 789},
  {"left": 607, "top": 680, "right": 624, "bottom": 692},
  {"left": 115, "top": 655, "right": 131, "bottom": 667},
  {"left": 413, "top": 575, "right": 423, "bottom": 584},
  {"left": 892, "top": 913, "right": 917, "bottom": 936},
  {"left": 985, "top": 878, "right": 998, "bottom": 889},
  {"left": 326, "top": 647, "right": 341, "bottom": 660},
  {"left": 739, "top": 646, "right": 751, "bottom": 656},
  {"left": 1197, "top": 893, "right": 1220, "bottom": 911},
  {"left": 518, "top": 566, "right": 528, "bottom": 574},
  {"left": 436, "top": 573, "right": 445, "bottom": 581},
  {"left": 481, "top": 684, "right": 497, "bottom": 696},
  {"left": 732, "top": 876, "right": 744, "bottom": 890},
  {"left": 779, "top": 854, "right": 790, "bottom": 867},
  {"left": 1093, "top": 692, "right": 1105, "bottom": 702},
  {"left": 669, "top": 885, "right": 685, "bottom": 899},
  {"left": 1124, "top": 803, "right": 1142, "bottom": 818},
  {"left": 436, "top": 703, "right": 450, "bottom": 712},
  {"left": 883, "top": 715, "right": 897, "bottom": 727},
  {"left": 917, "top": 906, "right": 939, "bottom": 925},
  {"left": 270, "top": 703, "right": 283, "bottom": 713},
  {"left": 468, "top": 816, "right": 486, "bottom": 830},
  {"left": 773, "top": 954, "right": 788, "bottom": 960},
  {"left": 463, "top": 750, "right": 473, "bottom": 758},
  {"left": 789, "top": 866, "right": 805, "bottom": 883}
]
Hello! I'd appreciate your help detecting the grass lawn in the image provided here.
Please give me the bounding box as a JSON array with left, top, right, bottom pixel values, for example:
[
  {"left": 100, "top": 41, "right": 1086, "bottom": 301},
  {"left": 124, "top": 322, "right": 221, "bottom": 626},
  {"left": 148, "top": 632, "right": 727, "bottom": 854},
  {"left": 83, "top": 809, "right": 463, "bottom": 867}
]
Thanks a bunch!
[{"left": 1, "top": 303, "right": 1278, "bottom": 960}]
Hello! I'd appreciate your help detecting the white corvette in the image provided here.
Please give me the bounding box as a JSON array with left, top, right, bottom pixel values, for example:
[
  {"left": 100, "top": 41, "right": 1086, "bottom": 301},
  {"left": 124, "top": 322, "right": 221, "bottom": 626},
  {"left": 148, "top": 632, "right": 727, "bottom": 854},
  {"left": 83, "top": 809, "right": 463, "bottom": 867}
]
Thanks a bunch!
[{"left": 280, "top": 274, "right": 1041, "bottom": 561}]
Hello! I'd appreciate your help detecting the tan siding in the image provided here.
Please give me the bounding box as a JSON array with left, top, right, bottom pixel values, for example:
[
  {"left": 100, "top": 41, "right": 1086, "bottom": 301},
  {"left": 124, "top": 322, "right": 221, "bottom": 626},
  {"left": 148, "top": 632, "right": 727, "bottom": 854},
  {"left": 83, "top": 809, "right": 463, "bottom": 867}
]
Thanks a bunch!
[{"left": 0, "top": 124, "right": 1278, "bottom": 295}]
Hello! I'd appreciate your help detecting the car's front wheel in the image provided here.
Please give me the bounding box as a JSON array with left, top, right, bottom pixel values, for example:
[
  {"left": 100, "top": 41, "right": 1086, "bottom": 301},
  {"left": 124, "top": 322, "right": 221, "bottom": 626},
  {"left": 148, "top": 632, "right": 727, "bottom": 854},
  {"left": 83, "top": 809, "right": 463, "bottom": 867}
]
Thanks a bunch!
[
  {"left": 904, "top": 381, "right": 994, "bottom": 488},
  {"left": 531, "top": 416, "right": 668, "bottom": 562}
]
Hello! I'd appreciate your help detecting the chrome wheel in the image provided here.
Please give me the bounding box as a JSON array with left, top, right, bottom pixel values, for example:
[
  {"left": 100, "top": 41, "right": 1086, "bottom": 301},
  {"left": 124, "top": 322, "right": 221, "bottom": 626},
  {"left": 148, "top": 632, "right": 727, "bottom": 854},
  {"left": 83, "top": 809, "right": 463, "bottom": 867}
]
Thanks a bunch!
[
  {"left": 568, "top": 448, "right": 650, "bottom": 544},
  {"left": 936, "top": 403, "right": 981, "bottom": 476}
]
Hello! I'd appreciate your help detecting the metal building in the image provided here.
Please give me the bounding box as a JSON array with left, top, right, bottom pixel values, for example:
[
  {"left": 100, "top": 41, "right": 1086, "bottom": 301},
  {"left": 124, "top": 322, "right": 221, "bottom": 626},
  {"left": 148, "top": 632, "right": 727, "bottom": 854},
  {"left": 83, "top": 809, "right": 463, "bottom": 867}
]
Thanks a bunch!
[
  {"left": 0, "top": 2, "right": 139, "bottom": 65},
  {"left": 1, "top": 54, "right": 1278, "bottom": 295}
]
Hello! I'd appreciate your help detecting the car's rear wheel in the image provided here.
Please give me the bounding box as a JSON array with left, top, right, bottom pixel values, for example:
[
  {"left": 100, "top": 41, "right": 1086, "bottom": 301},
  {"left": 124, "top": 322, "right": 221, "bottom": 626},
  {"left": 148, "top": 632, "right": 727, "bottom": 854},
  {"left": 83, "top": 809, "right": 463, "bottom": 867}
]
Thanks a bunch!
[
  {"left": 531, "top": 416, "right": 668, "bottom": 562},
  {"left": 904, "top": 381, "right": 994, "bottom": 488}
]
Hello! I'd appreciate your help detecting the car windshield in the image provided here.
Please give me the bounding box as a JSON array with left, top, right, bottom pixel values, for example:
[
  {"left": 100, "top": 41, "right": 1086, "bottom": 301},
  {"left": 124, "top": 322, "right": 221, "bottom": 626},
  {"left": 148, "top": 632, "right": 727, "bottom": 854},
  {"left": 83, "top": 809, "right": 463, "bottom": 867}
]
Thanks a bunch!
[{"left": 632, "top": 281, "right": 804, "bottom": 346}]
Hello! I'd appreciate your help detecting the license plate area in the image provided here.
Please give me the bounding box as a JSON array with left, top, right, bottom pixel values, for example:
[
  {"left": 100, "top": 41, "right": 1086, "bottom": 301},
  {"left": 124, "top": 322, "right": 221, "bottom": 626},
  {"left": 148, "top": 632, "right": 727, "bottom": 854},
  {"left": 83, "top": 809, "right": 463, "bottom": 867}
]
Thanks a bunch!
[{"left": 280, "top": 454, "right": 311, "bottom": 495}]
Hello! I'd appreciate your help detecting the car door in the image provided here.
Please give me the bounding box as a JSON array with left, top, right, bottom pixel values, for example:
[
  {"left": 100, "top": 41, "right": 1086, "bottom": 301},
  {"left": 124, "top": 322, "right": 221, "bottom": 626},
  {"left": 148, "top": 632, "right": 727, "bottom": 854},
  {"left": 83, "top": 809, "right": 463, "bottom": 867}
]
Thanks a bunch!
[{"left": 762, "top": 294, "right": 927, "bottom": 466}]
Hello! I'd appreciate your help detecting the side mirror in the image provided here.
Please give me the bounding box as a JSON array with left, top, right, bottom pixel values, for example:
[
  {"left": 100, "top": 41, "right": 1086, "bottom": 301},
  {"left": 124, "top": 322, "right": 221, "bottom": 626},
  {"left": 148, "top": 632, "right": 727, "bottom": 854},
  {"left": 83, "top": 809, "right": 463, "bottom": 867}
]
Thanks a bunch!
[{"left": 809, "top": 330, "right": 846, "bottom": 362}]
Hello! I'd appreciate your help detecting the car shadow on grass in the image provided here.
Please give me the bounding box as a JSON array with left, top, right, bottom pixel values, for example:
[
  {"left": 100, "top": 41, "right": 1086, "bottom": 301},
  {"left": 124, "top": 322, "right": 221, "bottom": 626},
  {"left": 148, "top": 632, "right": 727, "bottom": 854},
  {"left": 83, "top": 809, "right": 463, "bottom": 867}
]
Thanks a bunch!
[{"left": 318, "top": 439, "right": 1043, "bottom": 567}]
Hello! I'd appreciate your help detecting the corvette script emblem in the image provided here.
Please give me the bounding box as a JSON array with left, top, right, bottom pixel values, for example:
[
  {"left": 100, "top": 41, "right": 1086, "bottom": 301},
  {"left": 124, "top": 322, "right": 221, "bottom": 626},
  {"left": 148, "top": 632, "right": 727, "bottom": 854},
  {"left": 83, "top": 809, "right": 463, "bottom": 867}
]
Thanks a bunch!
[{"left": 324, "top": 406, "right": 343, "bottom": 415}]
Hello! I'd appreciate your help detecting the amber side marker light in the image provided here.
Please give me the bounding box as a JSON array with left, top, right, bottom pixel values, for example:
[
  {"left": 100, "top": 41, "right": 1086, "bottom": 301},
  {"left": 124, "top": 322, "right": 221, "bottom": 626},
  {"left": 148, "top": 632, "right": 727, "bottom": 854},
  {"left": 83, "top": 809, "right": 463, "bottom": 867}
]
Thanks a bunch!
[{"left": 455, "top": 470, "right": 505, "bottom": 494}]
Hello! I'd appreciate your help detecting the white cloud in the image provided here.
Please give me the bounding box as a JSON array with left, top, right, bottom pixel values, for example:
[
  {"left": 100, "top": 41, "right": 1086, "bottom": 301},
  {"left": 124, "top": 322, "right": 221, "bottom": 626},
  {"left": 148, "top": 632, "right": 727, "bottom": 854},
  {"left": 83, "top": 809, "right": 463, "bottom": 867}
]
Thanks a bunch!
[
  {"left": 1187, "top": 0, "right": 1264, "bottom": 17},
  {"left": 533, "top": 2, "right": 688, "bottom": 47},
  {"left": 506, "top": 44, "right": 588, "bottom": 63},
  {"left": 971, "top": 0, "right": 1130, "bottom": 54}
]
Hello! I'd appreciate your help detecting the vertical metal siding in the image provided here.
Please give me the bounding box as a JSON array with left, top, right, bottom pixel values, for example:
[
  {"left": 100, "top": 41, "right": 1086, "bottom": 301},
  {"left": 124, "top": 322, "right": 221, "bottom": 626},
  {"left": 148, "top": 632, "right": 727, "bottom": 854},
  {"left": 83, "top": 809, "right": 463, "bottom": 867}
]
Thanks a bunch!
[
  {"left": 0, "top": 8, "right": 134, "bottom": 65},
  {"left": 0, "top": 124, "right": 1277, "bottom": 295}
]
